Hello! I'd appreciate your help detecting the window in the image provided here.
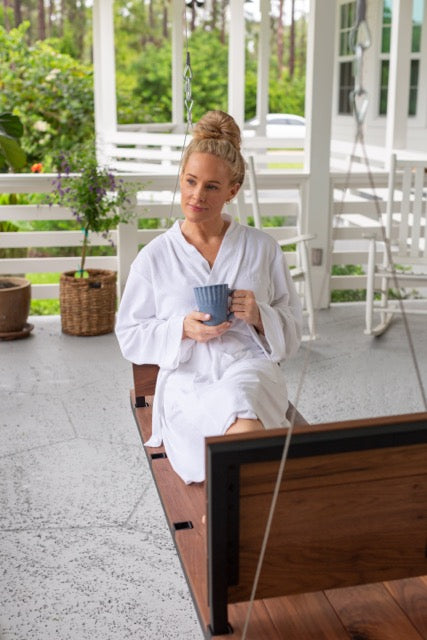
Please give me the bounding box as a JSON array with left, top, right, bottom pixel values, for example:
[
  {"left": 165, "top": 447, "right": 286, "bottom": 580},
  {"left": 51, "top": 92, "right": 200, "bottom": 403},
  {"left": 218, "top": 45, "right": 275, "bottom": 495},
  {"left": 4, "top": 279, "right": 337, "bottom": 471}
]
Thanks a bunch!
[
  {"left": 379, "top": 0, "right": 424, "bottom": 116},
  {"left": 337, "top": 1, "right": 356, "bottom": 115}
]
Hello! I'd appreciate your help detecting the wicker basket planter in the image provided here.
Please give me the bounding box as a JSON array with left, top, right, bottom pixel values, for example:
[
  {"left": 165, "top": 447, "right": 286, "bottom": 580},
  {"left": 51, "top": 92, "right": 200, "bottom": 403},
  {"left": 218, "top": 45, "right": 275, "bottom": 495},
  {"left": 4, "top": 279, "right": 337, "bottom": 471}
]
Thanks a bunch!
[{"left": 59, "top": 269, "right": 117, "bottom": 336}]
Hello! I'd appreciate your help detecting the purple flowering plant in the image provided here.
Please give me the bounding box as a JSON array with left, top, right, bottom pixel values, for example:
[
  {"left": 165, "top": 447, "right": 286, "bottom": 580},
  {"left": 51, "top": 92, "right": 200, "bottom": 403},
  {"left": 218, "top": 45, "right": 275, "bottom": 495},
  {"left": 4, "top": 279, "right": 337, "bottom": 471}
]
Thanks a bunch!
[{"left": 51, "top": 148, "right": 138, "bottom": 276}]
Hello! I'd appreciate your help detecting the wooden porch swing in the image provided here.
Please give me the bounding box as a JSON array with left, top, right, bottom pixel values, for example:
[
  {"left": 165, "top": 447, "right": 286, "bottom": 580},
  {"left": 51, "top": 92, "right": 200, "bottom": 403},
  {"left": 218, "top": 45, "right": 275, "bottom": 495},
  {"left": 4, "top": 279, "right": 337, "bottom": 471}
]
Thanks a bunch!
[
  {"left": 130, "top": 363, "right": 427, "bottom": 639},
  {"left": 125, "top": 2, "right": 427, "bottom": 637}
]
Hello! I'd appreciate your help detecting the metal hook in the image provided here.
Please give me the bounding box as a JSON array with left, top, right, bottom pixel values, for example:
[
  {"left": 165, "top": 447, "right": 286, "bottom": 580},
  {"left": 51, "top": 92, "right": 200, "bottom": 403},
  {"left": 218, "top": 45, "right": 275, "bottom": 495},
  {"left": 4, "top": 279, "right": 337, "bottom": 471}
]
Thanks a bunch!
[{"left": 183, "top": 51, "right": 193, "bottom": 127}]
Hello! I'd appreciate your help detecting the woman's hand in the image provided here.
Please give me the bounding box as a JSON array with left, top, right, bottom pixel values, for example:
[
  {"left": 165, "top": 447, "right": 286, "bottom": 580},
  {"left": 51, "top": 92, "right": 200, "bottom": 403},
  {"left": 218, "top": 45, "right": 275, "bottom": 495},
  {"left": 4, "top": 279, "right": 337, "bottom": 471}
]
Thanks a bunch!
[
  {"left": 230, "top": 290, "right": 264, "bottom": 334},
  {"left": 182, "top": 311, "right": 232, "bottom": 343}
]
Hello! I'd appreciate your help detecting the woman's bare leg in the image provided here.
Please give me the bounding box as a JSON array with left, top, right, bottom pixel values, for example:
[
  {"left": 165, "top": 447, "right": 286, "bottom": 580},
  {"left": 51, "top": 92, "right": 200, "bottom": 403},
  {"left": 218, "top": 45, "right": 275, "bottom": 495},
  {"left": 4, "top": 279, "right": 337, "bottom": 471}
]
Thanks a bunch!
[{"left": 226, "top": 418, "right": 264, "bottom": 435}]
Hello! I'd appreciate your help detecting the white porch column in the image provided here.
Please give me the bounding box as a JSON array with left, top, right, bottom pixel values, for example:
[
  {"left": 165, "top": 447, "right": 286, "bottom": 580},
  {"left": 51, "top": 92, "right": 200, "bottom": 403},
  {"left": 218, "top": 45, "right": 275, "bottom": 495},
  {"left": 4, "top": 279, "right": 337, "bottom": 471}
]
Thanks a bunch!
[
  {"left": 92, "top": 0, "right": 117, "bottom": 164},
  {"left": 172, "top": 0, "right": 185, "bottom": 130},
  {"left": 385, "top": 0, "right": 413, "bottom": 156},
  {"left": 304, "top": 0, "right": 336, "bottom": 309},
  {"left": 255, "top": 0, "right": 270, "bottom": 134},
  {"left": 228, "top": 0, "right": 245, "bottom": 128}
]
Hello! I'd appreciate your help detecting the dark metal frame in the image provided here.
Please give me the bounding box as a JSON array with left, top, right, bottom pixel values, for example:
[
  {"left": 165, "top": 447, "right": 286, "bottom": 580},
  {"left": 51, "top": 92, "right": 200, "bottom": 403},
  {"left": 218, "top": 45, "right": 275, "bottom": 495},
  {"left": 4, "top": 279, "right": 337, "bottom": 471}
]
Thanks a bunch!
[{"left": 206, "top": 413, "right": 427, "bottom": 636}]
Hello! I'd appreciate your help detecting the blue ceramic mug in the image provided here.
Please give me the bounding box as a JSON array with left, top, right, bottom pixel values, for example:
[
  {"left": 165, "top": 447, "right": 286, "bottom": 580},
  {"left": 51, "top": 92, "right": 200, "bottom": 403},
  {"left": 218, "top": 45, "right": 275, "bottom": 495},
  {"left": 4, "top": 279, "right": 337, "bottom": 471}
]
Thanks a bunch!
[{"left": 193, "top": 284, "right": 234, "bottom": 326}]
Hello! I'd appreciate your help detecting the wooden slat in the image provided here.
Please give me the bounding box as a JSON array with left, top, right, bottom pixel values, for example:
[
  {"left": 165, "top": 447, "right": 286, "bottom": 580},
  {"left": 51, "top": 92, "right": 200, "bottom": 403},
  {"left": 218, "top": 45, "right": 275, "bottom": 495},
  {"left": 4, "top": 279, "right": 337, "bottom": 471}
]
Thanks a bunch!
[
  {"left": 229, "top": 475, "right": 427, "bottom": 602},
  {"left": 132, "top": 363, "right": 159, "bottom": 399},
  {"left": 325, "top": 582, "right": 426, "bottom": 640},
  {"left": 131, "top": 389, "right": 210, "bottom": 630},
  {"left": 385, "top": 577, "right": 427, "bottom": 639},
  {"left": 226, "top": 600, "right": 287, "bottom": 640},
  {"left": 262, "top": 592, "right": 350, "bottom": 640},
  {"left": 214, "top": 581, "right": 427, "bottom": 640},
  {"left": 238, "top": 443, "right": 427, "bottom": 494},
  {"left": 150, "top": 459, "right": 209, "bottom": 627}
]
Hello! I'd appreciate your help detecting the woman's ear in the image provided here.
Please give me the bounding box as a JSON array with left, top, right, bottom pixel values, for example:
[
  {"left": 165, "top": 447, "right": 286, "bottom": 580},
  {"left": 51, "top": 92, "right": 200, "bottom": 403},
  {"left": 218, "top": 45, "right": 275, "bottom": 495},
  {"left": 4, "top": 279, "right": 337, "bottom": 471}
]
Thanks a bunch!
[{"left": 229, "top": 183, "right": 241, "bottom": 201}]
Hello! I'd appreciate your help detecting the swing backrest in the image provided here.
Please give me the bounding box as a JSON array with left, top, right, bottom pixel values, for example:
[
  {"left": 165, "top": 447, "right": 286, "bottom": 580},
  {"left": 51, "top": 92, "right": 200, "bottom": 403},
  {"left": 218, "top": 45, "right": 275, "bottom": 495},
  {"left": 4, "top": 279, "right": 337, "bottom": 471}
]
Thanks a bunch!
[{"left": 205, "top": 412, "right": 427, "bottom": 633}]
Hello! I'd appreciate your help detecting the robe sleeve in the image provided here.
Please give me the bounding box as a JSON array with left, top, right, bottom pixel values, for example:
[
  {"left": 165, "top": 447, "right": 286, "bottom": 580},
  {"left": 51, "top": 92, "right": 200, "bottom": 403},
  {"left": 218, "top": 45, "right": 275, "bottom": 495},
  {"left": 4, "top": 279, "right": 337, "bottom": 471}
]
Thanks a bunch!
[
  {"left": 254, "top": 248, "right": 303, "bottom": 361},
  {"left": 115, "top": 257, "right": 193, "bottom": 370}
]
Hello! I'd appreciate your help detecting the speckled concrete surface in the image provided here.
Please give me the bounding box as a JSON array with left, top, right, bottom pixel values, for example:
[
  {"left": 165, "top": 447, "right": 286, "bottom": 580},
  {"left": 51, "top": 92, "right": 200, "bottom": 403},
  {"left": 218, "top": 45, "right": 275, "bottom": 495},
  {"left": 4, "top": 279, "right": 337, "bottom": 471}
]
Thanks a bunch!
[
  {"left": 284, "top": 302, "right": 427, "bottom": 423},
  {"left": 0, "top": 318, "right": 202, "bottom": 640},
  {"left": 1, "top": 307, "right": 426, "bottom": 640}
]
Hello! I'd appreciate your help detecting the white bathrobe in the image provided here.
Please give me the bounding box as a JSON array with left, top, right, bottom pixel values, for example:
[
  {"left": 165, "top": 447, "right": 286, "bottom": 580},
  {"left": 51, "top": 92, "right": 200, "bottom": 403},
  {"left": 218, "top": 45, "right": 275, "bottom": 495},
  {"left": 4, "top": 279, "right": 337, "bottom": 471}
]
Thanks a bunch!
[{"left": 115, "top": 215, "right": 302, "bottom": 483}]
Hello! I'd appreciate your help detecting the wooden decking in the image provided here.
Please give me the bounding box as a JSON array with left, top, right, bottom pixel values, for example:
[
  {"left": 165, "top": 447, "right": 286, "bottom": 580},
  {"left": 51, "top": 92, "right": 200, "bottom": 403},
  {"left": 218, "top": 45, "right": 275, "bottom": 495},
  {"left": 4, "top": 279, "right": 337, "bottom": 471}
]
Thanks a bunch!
[{"left": 131, "top": 393, "right": 427, "bottom": 639}]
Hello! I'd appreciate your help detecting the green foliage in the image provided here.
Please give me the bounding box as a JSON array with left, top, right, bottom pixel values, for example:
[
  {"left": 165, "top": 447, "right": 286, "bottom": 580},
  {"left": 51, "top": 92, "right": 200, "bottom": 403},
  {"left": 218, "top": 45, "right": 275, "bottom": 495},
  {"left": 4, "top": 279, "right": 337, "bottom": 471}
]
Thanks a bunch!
[
  {"left": 330, "top": 264, "right": 360, "bottom": 302},
  {"left": 0, "top": 111, "right": 26, "bottom": 171},
  {"left": 331, "top": 264, "right": 366, "bottom": 302},
  {"left": 138, "top": 218, "right": 162, "bottom": 229},
  {"left": 0, "top": 22, "right": 94, "bottom": 169},
  {"left": 125, "top": 39, "right": 173, "bottom": 123},
  {"left": 49, "top": 145, "right": 138, "bottom": 273},
  {"left": 0, "top": 219, "right": 26, "bottom": 258},
  {"left": 25, "top": 276, "right": 60, "bottom": 315},
  {"left": 268, "top": 72, "right": 306, "bottom": 117},
  {"left": 117, "top": 27, "right": 259, "bottom": 124},
  {"left": 30, "top": 299, "right": 61, "bottom": 315}
]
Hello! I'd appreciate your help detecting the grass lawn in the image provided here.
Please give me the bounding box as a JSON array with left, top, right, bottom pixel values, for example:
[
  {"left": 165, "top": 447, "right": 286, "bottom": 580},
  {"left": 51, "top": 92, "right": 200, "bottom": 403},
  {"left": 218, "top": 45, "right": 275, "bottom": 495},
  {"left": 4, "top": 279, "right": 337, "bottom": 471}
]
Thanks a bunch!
[{"left": 26, "top": 272, "right": 60, "bottom": 315}]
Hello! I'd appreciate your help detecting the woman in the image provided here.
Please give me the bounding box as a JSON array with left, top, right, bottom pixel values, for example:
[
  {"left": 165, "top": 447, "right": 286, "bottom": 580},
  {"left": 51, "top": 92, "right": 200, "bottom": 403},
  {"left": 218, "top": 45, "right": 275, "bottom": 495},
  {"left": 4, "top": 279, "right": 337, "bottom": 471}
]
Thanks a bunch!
[{"left": 115, "top": 110, "right": 302, "bottom": 484}]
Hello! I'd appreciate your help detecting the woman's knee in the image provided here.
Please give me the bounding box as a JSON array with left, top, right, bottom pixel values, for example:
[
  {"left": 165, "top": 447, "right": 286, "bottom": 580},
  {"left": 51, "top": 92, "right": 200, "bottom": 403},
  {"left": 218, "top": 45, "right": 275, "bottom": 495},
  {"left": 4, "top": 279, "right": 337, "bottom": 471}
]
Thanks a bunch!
[{"left": 226, "top": 418, "right": 264, "bottom": 435}]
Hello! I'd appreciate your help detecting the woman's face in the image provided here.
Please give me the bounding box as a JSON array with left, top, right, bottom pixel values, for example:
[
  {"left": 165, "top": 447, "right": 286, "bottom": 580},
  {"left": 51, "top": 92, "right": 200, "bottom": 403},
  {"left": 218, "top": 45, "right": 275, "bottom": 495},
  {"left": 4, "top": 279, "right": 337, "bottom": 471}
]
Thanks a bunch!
[{"left": 180, "top": 152, "right": 240, "bottom": 225}]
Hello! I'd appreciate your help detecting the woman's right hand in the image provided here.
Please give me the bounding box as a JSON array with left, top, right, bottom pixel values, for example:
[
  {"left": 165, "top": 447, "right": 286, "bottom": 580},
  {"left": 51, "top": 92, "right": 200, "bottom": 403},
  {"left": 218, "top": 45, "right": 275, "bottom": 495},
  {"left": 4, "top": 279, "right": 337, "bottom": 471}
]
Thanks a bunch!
[{"left": 182, "top": 311, "right": 231, "bottom": 343}]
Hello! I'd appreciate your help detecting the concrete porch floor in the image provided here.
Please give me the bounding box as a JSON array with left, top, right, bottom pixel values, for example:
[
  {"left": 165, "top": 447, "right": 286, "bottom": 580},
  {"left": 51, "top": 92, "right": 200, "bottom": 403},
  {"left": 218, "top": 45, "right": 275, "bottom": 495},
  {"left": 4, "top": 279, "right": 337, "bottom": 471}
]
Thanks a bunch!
[{"left": 1, "top": 304, "right": 426, "bottom": 640}]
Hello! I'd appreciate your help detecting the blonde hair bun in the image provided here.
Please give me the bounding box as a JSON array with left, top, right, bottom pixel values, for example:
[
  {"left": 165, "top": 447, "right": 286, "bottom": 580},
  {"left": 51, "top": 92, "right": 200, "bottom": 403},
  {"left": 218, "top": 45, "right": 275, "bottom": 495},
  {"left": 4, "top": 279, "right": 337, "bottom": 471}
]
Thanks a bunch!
[
  {"left": 182, "top": 110, "right": 245, "bottom": 185},
  {"left": 192, "top": 110, "right": 241, "bottom": 152}
]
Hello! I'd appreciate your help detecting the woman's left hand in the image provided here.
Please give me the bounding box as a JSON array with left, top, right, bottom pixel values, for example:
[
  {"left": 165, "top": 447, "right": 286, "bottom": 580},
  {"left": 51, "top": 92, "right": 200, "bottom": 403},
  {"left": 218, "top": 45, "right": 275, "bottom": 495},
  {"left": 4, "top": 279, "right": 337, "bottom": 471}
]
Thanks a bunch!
[{"left": 230, "top": 289, "right": 264, "bottom": 334}]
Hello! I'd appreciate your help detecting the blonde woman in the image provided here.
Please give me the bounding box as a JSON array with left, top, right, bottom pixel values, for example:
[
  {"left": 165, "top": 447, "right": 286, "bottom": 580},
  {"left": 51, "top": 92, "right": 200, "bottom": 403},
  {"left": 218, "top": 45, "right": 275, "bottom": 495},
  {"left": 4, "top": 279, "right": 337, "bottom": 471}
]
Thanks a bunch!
[{"left": 116, "top": 110, "right": 302, "bottom": 484}]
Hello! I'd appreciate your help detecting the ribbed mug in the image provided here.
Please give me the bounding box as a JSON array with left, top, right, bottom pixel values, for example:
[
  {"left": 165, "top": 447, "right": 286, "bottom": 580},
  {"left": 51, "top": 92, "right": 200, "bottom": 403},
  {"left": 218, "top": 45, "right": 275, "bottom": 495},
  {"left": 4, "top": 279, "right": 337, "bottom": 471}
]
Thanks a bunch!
[{"left": 193, "top": 284, "right": 234, "bottom": 326}]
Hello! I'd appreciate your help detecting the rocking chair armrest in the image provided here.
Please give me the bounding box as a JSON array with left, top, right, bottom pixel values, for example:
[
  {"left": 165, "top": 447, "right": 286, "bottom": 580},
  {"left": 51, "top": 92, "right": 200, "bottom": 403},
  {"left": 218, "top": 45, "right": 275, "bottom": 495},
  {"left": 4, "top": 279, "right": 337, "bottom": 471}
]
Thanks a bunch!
[
  {"left": 278, "top": 233, "right": 316, "bottom": 247},
  {"left": 362, "top": 232, "right": 379, "bottom": 240}
]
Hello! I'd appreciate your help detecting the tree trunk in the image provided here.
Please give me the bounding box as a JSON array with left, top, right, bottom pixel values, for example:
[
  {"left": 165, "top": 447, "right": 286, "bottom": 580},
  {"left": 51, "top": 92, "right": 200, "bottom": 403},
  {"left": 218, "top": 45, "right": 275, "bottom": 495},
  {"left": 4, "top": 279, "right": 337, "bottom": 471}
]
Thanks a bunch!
[
  {"left": 277, "top": 0, "right": 285, "bottom": 80},
  {"left": 190, "top": 2, "right": 196, "bottom": 31},
  {"left": 298, "top": 18, "right": 306, "bottom": 78},
  {"left": 38, "top": 0, "right": 46, "bottom": 39},
  {"left": 211, "top": 0, "right": 218, "bottom": 30},
  {"left": 3, "top": 0, "right": 11, "bottom": 30},
  {"left": 13, "top": 0, "right": 22, "bottom": 26},
  {"left": 220, "top": 0, "right": 227, "bottom": 44},
  {"left": 47, "top": 0, "right": 54, "bottom": 36},
  {"left": 289, "top": 0, "right": 295, "bottom": 78},
  {"left": 59, "top": 0, "right": 65, "bottom": 36},
  {"left": 162, "top": 1, "right": 168, "bottom": 39},
  {"left": 149, "top": 0, "right": 155, "bottom": 30}
]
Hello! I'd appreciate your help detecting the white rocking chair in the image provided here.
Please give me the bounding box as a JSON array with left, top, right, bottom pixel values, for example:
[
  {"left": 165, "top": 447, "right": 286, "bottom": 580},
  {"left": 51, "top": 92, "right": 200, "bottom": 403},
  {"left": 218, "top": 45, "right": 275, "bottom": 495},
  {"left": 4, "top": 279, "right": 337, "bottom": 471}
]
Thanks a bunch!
[
  {"left": 246, "top": 156, "right": 316, "bottom": 340},
  {"left": 365, "top": 154, "right": 427, "bottom": 336}
]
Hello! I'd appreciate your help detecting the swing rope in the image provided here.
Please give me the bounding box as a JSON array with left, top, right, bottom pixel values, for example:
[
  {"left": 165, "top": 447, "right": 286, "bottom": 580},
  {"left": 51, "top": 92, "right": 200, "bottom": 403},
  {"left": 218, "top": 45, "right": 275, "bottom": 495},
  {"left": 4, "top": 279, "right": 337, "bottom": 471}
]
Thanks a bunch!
[{"left": 241, "top": 1, "right": 426, "bottom": 636}]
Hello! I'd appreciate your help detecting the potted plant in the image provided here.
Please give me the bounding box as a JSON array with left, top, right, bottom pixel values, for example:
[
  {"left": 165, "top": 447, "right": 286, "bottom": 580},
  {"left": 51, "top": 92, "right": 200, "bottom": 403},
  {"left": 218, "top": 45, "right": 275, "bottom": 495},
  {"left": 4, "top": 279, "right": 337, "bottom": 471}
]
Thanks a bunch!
[
  {"left": 0, "top": 112, "right": 32, "bottom": 341},
  {"left": 50, "top": 146, "right": 137, "bottom": 336}
]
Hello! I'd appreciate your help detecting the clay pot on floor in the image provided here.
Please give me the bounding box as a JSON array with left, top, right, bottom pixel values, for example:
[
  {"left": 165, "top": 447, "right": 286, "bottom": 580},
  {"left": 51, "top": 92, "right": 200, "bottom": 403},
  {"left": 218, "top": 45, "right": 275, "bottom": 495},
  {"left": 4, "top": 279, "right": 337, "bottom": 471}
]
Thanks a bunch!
[{"left": 0, "top": 277, "right": 33, "bottom": 340}]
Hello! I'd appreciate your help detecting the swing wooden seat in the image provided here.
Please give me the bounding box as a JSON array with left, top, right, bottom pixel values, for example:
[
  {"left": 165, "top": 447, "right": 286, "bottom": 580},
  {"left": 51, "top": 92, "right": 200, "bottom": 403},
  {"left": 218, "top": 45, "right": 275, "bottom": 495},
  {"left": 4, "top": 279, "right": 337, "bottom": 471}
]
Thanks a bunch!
[{"left": 130, "top": 363, "right": 427, "bottom": 639}]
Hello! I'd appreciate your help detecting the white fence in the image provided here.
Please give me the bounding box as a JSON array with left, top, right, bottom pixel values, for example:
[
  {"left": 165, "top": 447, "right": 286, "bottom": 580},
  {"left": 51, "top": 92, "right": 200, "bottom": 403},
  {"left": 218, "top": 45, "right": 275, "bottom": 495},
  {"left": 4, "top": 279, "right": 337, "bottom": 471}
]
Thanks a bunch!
[{"left": 0, "top": 169, "right": 393, "bottom": 304}]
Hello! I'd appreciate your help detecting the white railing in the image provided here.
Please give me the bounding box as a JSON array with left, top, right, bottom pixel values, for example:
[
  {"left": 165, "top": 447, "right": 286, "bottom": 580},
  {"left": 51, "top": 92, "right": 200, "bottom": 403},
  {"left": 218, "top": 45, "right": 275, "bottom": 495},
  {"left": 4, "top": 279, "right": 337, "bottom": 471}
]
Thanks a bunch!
[{"left": 0, "top": 169, "right": 393, "bottom": 304}]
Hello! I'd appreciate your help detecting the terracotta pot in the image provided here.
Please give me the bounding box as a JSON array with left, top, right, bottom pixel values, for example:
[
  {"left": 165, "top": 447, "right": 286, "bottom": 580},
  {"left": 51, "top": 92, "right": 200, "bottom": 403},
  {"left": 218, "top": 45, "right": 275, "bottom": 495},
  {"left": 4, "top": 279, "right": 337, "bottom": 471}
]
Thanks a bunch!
[{"left": 0, "top": 277, "right": 31, "bottom": 333}]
